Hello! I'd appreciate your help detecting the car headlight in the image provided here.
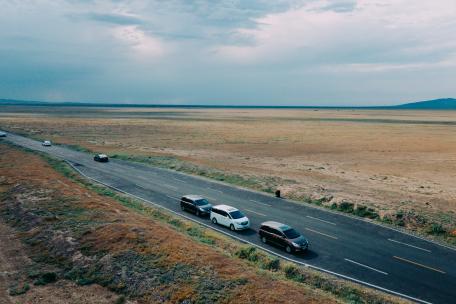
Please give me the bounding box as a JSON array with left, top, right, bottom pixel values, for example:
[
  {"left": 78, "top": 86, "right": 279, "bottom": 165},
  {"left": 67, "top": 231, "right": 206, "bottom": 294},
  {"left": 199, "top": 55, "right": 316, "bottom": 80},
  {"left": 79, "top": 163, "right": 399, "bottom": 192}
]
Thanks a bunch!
[{"left": 291, "top": 242, "right": 300, "bottom": 247}]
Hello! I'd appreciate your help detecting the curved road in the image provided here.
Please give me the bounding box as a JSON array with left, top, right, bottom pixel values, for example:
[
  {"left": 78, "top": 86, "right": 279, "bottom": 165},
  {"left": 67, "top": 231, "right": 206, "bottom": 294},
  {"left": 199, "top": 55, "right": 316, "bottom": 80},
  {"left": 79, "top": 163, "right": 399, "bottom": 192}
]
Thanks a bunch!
[{"left": 2, "top": 132, "right": 456, "bottom": 304}]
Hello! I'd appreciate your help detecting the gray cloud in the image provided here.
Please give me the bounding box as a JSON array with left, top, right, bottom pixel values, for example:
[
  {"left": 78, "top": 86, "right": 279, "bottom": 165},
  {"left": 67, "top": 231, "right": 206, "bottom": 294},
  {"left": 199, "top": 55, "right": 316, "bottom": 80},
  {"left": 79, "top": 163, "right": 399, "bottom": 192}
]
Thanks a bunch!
[
  {"left": 84, "top": 12, "right": 143, "bottom": 25},
  {"left": 0, "top": 0, "right": 455, "bottom": 105}
]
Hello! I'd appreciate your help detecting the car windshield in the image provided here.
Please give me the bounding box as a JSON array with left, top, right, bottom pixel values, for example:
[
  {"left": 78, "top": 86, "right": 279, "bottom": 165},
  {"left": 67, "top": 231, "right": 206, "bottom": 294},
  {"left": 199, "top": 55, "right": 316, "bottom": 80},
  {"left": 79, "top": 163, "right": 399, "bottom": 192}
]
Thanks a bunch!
[
  {"left": 194, "top": 199, "right": 209, "bottom": 206},
  {"left": 229, "top": 210, "right": 244, "bottom": 219},
  {"left": 283, "top": 228, "right": 301, "bottom": 239}
]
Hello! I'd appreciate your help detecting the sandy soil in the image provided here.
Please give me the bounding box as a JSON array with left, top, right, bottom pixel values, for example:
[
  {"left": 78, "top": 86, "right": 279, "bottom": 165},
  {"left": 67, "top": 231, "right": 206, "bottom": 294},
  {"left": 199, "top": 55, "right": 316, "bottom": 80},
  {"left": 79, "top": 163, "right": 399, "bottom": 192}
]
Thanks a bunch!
[
  {"left": 0, "top": 220, "right": 122, "bottom": 304},
  {"left": 0, "top": 142, "right": 345, "bottom": 304},
  {"left": 1, "top": 106, "right": 455, "bottom": 225}
]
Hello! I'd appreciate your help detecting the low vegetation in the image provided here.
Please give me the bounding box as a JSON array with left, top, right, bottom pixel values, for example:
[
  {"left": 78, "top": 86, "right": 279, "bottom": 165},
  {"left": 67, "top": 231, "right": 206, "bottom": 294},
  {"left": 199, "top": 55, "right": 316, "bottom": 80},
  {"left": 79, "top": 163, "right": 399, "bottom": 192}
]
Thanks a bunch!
[{"left": 0, "top": 142, "right": 408, "bottom": 303}]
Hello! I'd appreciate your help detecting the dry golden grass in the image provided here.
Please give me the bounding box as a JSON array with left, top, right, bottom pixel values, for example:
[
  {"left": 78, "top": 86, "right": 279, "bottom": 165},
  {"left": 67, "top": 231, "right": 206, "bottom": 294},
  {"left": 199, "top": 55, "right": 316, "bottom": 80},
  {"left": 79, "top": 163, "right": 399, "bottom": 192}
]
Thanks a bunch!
[
  {"left": 0, "top": 142, "right": 344, "bottom": 304},
  {"left": 1, "top": 106, "right": 455, "bottom": 228}
]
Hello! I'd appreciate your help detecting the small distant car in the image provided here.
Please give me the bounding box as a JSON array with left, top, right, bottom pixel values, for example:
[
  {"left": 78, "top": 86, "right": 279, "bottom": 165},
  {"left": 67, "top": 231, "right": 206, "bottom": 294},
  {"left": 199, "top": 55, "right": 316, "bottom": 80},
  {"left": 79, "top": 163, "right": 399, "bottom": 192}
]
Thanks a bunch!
[
  {"left": 42, "top": 140, "right": 52, "bottom": 146},
  {"left": 0, "top": 131, "right": 6, "bottom": 137},
  {"left": 180, "top": 195, "right": 212, "bottom": 216},
  {"left": 210, "top": 204, "right": 250, "bottom": 231},
  {"left": 259, "top": 221, "right": 309, "bottom": 253},
  {"left": 94, "top": 154, "right": 109, "bottom": 162}
]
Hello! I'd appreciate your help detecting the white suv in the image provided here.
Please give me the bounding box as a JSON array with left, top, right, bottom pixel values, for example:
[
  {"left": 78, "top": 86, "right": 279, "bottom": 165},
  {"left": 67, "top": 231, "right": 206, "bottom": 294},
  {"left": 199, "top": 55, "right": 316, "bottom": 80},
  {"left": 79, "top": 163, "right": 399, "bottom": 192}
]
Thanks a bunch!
[{"left": 210, "top": 205, "right": 250, "bottom": 231}]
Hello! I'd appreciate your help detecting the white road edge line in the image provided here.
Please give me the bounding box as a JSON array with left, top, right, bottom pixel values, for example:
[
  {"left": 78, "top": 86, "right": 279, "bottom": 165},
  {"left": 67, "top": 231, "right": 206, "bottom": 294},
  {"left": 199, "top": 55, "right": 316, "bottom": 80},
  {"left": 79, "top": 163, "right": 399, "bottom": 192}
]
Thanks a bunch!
[
  {"left": 211, "top": 188, "right": 223, "bottom": 194},
  {"left": 344, "top": 258, "right": 388, "bottom": 275},
  {"left": 244, "top": 209, "right": 266, "bottom": 217},
  {"left": 166, "top": 195, "right": 179, "bottom": 200},
  {"left": 63, "top": 160, "right": 432, "bottom": 304},
  {"left": 388, "top": 239, "right": 432, "bottom": 253},
  {"left": 305, "top": 228, "right": 338, "bottom": 240},
  {"left": 172, "top": 177, "right": 185, "bottom": 183},
  {"left": 306, "top": 215, "right": 336, "bottom": 225},
  {"left": 165, "top": 184, "right": 177, "bottom": 190},
  {"left": 249, "top": 199, "right": 272, "bottom": 207},
  {"left": 8, "top": 132, "right": 456, "bottom": 254}
]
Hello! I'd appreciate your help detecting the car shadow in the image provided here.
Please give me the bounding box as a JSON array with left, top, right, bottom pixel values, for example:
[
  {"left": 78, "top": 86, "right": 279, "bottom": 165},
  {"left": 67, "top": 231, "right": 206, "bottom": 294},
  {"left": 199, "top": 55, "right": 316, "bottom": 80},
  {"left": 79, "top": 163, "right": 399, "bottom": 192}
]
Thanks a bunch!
[
  {"left": 295, "top": 249, "right": 318, "bottom": 260},
  {"left": 234, "top": 228, "right": 257, "bottom": 236}
]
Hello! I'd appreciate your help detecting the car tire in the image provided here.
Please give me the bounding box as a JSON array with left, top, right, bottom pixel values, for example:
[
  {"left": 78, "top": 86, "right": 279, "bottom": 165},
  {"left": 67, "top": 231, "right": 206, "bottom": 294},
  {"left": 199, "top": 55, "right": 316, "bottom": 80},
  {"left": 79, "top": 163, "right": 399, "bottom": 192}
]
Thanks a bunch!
[
  {"left": 285, "top": 246, "right": 292, "bottom": 253},
  {"left": 230, "top": 224, "right": 235, "bottom": 231},
  {"left": 181, "top": 205, "right": 185, "bottom": 211},
  {"left": 261, "top": 236, "right": 267, "bottom": 244},
  {"left": 196, "top": 210, "right": 200, "bottom": 217},
  {"left": 212, "top": 217, "right": 217, "bottom": 224}
]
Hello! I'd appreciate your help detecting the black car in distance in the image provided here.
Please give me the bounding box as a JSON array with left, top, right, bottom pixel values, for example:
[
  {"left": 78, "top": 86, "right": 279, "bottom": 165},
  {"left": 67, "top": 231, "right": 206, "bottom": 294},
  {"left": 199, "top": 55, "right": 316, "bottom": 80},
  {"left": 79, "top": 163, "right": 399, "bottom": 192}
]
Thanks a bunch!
[{"left": 94, "top": 154, "right": 109, "bottom": 162}]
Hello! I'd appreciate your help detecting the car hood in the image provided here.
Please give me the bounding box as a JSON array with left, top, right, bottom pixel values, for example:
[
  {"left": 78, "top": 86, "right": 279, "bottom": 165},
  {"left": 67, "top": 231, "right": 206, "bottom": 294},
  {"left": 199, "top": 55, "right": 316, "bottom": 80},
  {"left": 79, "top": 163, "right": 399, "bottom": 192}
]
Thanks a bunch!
[
  {"left": 290, "top": 235, "right": 308, "bottom": 245},
  {"left": 233, "top": 216, "right": 249, "bottom": 223},
  {"left": 199, "top": 204, "right": 212, "bottom": 210}
]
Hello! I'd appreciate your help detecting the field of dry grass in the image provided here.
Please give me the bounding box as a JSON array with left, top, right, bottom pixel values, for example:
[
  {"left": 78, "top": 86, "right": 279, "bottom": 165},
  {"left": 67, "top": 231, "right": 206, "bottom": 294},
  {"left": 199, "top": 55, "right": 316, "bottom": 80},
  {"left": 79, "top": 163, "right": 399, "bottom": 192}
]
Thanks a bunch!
[
  {"left": 1, "top": 105, "right": 455, "bottom": 238},
  {"left": 0, "top": 139, "right": 409, "bottom": 303},
  {"left": 0, "top": 142, "right": 343, "bottom": 303}
]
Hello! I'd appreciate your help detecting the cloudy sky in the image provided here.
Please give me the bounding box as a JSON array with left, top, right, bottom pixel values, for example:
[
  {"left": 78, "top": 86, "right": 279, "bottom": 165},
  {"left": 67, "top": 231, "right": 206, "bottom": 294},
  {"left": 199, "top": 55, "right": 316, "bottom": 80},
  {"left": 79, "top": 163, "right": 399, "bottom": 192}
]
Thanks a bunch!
[{"left": 1, "top": 0, "right": 455, "bottom": 106}]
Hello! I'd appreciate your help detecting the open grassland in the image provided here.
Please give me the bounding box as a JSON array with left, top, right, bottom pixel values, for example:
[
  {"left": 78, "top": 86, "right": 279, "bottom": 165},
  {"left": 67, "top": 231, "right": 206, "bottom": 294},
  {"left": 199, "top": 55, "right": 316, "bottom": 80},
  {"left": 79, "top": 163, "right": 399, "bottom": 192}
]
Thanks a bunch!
[
  {"left": 0, "top": 142, "right": 407, "bottom": 303},
  {"left": 1, "top": 106, "right": 455, "bottom": 243}
]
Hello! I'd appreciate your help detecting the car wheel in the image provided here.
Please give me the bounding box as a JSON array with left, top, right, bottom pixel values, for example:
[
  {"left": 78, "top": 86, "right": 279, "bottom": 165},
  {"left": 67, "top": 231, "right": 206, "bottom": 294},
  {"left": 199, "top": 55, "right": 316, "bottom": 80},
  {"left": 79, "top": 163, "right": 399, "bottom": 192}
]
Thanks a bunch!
[
  {"left": 261, "top": 236, "right": 267, "bottom": 244},
  {"left": 285, "top": 246, "right": 292, "bottom": 253},
  {"left": 212, "top": 217, "right": 217, "bottom": 224},
  {"left": 196, "top": 210, "right": 200, "bottom": 217},
  {"left": 230, "top": 224, "right": 235, "bottom": 231},
  {"left": 181, "top": 205, "right": 185, "bottom": 211}
]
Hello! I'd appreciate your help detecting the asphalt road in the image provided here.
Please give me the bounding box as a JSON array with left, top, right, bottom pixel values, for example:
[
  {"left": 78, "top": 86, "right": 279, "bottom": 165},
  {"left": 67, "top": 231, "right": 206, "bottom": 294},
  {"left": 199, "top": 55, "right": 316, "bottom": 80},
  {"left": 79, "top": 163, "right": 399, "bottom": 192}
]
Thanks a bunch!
[{"left": 2, "top": 132, "right": 456, "bottom": 304}]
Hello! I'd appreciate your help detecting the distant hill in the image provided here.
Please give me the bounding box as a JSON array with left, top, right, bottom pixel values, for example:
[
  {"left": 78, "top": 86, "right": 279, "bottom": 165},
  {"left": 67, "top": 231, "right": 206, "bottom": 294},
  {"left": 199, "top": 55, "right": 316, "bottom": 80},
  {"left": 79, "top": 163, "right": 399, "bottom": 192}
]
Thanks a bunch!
[
  {"left": 1, "top": 97, "right": 456, "bottom": 109},
  {"left": 394, "top": 98, "right": 456, "bottom": 110}
]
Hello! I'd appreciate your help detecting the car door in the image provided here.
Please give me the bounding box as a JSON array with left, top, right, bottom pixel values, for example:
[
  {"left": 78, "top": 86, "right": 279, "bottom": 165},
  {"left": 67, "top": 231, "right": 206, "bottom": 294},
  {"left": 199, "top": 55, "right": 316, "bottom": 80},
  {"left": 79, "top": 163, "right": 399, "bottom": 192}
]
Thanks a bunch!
[
  {"left": 219, "top": 210, "right": 230, "bottom": 227},
  {"left": 182, "top": 198, "right": 192, "bottom": 212},
  {"left": 270, "top": 228, "right": 285, "bottom": 247},
  {"left": 188, "top": 199, "right": 197, "bottom": 213}
]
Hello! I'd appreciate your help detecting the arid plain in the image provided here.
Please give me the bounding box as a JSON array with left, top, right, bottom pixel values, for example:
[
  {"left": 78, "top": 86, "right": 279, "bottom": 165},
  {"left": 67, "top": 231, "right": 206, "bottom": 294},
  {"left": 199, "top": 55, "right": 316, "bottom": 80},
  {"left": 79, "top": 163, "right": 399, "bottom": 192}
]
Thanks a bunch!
[{"left": 1, "top": 106, "right": 455, "bottom": 239}]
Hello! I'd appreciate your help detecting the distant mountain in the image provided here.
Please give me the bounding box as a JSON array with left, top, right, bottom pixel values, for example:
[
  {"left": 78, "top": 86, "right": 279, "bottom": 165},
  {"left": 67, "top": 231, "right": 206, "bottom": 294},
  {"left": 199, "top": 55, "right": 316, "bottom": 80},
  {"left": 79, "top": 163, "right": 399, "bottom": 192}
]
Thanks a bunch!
[
  {"left": 394, "top": 98, "right": 456, "bottom": 110},
  {"left": 1, "top": 97, "right": 456, "bottom": 109}
]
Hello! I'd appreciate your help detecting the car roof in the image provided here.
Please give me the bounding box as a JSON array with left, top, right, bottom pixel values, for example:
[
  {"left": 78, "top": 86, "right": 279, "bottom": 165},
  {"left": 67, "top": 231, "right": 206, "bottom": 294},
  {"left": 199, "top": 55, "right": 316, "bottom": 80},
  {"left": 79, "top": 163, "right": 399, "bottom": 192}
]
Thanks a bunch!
[
  {"left": 213, "top": 204, "right": 238, "bottom": 212},
  {"left": 182, "top": 194, "right": 205, "bottom": 201},
  {"left": 98, "top": 154, "right": 108, "bottom": 158},
  {"left": 260, "top": 221, "right": 291, "bottom": 231}
]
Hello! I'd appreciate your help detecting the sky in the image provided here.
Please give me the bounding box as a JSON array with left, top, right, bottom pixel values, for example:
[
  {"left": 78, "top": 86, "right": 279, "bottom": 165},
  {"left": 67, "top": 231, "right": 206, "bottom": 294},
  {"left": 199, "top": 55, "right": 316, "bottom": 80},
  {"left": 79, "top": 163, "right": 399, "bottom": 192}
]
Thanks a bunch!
[{"left": 1, "top": 0, "right": 455, "bottom": 106}]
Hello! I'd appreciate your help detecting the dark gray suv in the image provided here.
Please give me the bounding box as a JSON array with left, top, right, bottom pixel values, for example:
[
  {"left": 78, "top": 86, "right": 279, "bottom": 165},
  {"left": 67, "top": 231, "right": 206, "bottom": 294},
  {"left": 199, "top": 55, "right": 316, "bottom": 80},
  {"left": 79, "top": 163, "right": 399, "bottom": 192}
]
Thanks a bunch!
[
  {"left": 258, "top": 221, "right": 309, "bottom": 253},
  {"left": 180, "top": 195, "right": 212, "bottom": 217}
]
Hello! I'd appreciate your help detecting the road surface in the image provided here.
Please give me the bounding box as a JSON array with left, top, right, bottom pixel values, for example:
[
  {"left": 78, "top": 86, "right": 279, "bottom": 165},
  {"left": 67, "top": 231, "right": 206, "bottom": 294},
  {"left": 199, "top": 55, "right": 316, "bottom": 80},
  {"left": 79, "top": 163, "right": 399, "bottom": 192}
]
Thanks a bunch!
[{"left": 2, "top": 132, "right": 455, "bottom": 304}]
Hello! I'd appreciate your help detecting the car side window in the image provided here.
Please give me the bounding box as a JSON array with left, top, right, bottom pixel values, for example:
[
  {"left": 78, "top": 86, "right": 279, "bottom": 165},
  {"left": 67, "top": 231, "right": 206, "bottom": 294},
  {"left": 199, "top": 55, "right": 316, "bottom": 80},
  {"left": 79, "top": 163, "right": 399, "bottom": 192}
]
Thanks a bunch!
[
  {"left": 220, "top": 210, "right": 228, "bottom": 217},
  {"left": 270, "top": 228, "right": 282, "bottom": 237},
  {"left": 262, "top": 226, "right": 272, "bottom": 233},
  {"left": 212, "top": 208, "right": 220, "bottom": 215}
]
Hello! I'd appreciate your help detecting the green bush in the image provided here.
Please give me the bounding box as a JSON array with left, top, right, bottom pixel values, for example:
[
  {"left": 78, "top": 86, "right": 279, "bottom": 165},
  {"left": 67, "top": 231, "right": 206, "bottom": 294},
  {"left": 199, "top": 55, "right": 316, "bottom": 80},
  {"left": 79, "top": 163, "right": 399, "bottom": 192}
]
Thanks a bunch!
[
  {"left": 428, "top": 223, "right": 446, "bottom": 235},
  {"left": 262, "top": 257, "right": 280, "bottom": 271},
  {"left": 34, "top": 272, "right": 57, "bottom": 285},
  {"left": 235, "top": 246, "right": 259, "bottom": 262},
  {"left": 353, "top": 205, "right": 379, "bottom": 219},
  {"left": 338, "top": 202, "right": 354, "bottom": 213},
  {"left": 283, "top": 264, "right": 299, "bottom": 279},
  {"left": 9, "top": 283, "right": 30, "bottom": 296}
]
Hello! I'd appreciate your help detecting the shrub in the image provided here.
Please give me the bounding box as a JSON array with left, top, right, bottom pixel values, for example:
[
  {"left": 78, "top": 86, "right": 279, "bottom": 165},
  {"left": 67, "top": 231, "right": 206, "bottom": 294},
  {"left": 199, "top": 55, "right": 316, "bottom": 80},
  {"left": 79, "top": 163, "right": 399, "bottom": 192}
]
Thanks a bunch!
[
  {"left": 262, "top": 257, "right": 280, "bottom": 271},
  {"left": 34, "top": 272, "right": 57, "bottom": 285},
  {"left": 428, "top": 223, "right": 446, "bottom": 235},
  {"left": 338, "top": 201, "right": 354, "bottom": 213},
  {"left": 353, "top": 205, "right": 379, "bottom": 219},
  {"left": 9, "top": 283, "right": 30, "bottom": 296},
  {"left": 283, "top": 264, "right": 299, "bottom": 279},
  {"left": 235, "top": 246, "right": 259, "bottom": 262}
]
